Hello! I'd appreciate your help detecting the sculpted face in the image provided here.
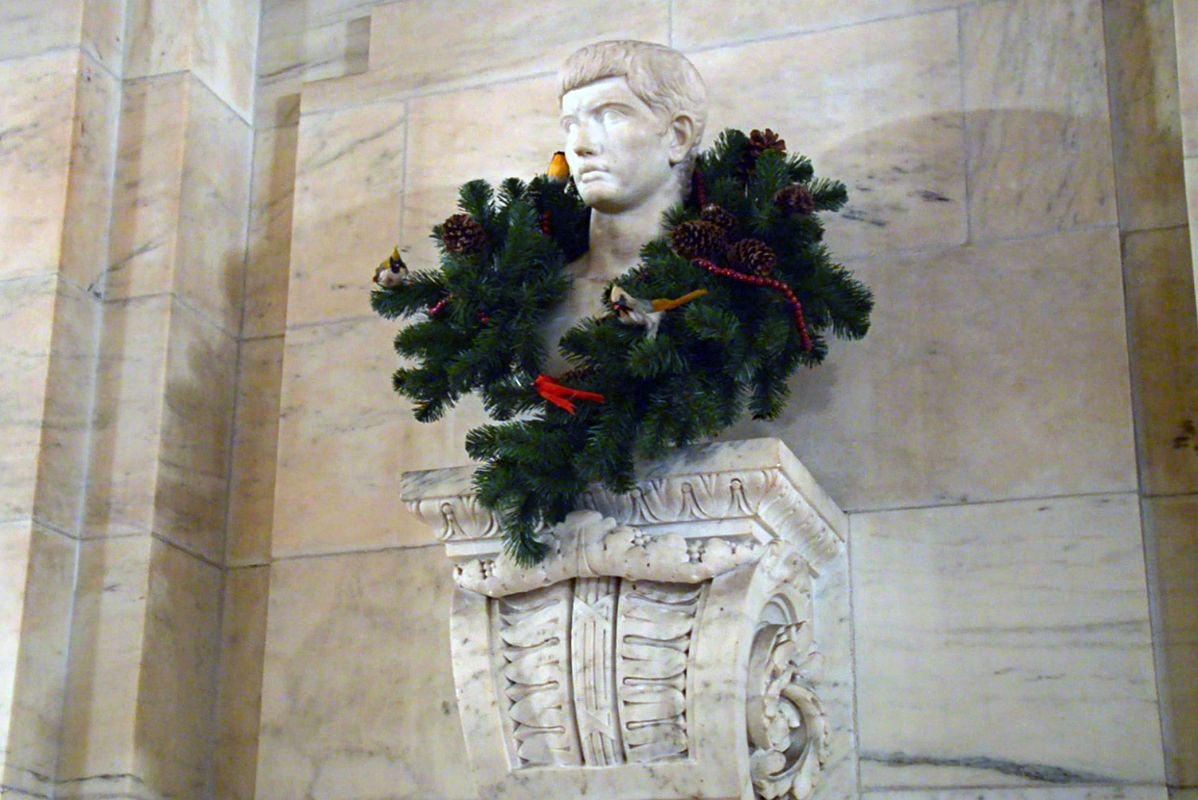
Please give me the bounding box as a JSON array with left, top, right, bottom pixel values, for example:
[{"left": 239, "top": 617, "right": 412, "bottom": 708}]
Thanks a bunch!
[{"left": 559, "top": 76, "right": 677, "bottom": 213}]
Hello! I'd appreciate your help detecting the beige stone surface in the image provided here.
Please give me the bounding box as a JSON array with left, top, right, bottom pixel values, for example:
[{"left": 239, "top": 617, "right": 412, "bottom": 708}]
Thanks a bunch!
[
  {"left": 866, "top": 789, "right": 1168, "bottom": 800},
  {"left": 32, "top": 279, "right": 101, "bottom": 536},
  {"left": 1189, "top": 157, "right": 1198, "bottom": 306},
  {"left": 731, "top": 227, "right": 1136, "bottom": 512},
  {"left": 287, "top": 98, "right": 404, "bottom": 327},
  {"left": 124, "top": 0, "right": 258, "bottom": 118},
  {"left": 366, "top": 0, "right": 669, "bottom": 94},
  {"left": 401, "top": 76, "right": 559, "bottom": 268},
  {"left": 135, "top": 539, "right": 222, "bottom": 799},
  {"left": 154, "top": 300, "right": 238, "bottom": 562},
  {"left": 256, "top": 546, "right": 475, "bottom": 799},
  {"left": 227, "top": 336, "right": 283, "bottom": 566},
  {"left": 853, "top": 494, "right": 1164, "bottom": 788},
  {"left": 213, "top": 566, "right": 270, "bottom": 800},
  {"left": 0, "top": 522, "right": 74, "bottom": 799},
  {"left": 673, "top": 0, "right": 960, "bottom": 49},
  {"left": 0, "top": 50, "right": 77, "bottom": 282},
  {"left": 105, "top": 73, "right": 188, "bottom": 302},
  {"left": 1123, "top": 226, "right": 1198, "bottom": 496},
  {"left": 58, "top": 535, "right": 152, "bottom": 786},
  {"left": 964, "top": 0, "right": 1117, "bottom": 241},
  {"left": 1104, "top": 0, "right": 1189, "bottom": 233},
  {"left": 1143, "top": 494, "right": 1198, "bottom": 786},
  {"left": 0, "top": 1, "right": 124, "bottom": 69},
  {"left": 0, "top": 275, "right": 56, "bottom": 525},
  {"left": 1178, "top": 0, "right": 1198, "bottom": 157},
  {"left": 174, "top": 75, "right": 252, "bottom": 333},
  {"left": 106, "top": 73, "right": 251, "bottom": 332},
  {"left": 58, "top": 536, "right": 222, "bottom": 799},
  {"left": 690, "top": 11, "right": 966, "bottom": 260},
  {"left": 273, "top": 315, "right": 479, "bottom": 557},
  {"left": 81, "top": 0, "right": 127, "bottom": 75},
  {"left": 83, "top": 296, "right": 170, "bottom": 538},
  {"left": 244, "top": 125, "right": 298, "bottom": 339},
  {"left": 255, "top": 0, "right": 371, "bottom": 129},
  {"left": 62, "top": 52, "right": 121, "bottom": 291}
]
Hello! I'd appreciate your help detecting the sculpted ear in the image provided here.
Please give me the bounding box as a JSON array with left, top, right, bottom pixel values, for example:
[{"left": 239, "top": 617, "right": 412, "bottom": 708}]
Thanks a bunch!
[{"left": 667, "top": 114, "right": 699, "bottom": 165}]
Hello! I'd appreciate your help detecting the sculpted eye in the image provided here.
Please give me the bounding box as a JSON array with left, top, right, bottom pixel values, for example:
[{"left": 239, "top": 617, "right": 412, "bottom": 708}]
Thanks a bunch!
[
  {"left": 601, "top": 107, "right": 626, "bottom": 123},
  {"left": 560, "top": 117, "right": 577, "bottom": 132}
]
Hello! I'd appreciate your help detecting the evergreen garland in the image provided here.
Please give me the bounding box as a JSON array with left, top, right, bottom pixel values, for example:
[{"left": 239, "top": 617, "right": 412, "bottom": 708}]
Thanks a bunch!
[{"left": 372, "top": 129, "right": 873, "bottom": 565}]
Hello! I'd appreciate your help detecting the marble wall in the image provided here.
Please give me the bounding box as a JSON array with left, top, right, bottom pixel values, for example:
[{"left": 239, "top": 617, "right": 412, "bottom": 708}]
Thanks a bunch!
[
  {"left": 0, "top": 2, "right": 257, "bottom": 798},
  {"left": 3, "top": 0, "right": 1194, "bottom": 798},
  {"left": 235, "top": 1, "right": 1197, "bottom": 799}
]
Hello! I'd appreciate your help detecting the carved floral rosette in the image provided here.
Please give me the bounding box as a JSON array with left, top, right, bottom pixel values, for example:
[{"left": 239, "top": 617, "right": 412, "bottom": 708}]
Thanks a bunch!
[{"left": 402, "top": 438, "right": 850, "bottom": 800}]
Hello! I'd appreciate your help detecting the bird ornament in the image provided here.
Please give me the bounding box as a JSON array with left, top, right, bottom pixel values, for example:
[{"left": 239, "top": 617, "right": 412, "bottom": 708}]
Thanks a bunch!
[
  {"left": 373, "top": 247, "right": 409, "bottom": 288},
  {"left": 609, "top": 286, "right": 708, "bottom": 339}
]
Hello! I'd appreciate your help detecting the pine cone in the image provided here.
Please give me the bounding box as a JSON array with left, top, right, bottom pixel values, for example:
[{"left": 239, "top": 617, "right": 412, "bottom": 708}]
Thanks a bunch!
[
  {"left": 727, "top": 238, "right": 778, "bottom": 277},
  {"left": 442, "top": 213, "right": 488, "bottom": 255},
  {"left": 700, "top": 203, "right": 738, "bottom": 237},
  {"left": 670, "top": 220, "right": 728, "bottom": 261},
  {"left": 775, "top": 184, "right": 816, "bottom": 216},
  {"left": 747, "top": 128, "right": 787, "bottom": 159}
]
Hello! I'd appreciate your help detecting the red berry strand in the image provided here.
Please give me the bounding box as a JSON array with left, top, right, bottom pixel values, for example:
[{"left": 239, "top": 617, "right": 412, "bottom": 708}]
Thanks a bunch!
[
  {"left": 540, "top": 211, "right": 553, "bottom": 236},
  {"left": 429, "top": 295, "right": 452, "bottom": 317},
  {"left": 692, "top": 258, "right": 814, "bottom": 352}
]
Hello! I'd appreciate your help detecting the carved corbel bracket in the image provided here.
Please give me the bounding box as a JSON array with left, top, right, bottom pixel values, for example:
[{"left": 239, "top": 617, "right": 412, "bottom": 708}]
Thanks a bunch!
[{"left": 402, "top": 438, "right": 854, "bottom": 800}]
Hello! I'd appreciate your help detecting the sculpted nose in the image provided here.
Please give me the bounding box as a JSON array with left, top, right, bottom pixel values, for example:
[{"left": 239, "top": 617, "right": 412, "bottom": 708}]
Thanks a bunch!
[{"left": 572, "top": 122, "right": 601, "bottom": 157}]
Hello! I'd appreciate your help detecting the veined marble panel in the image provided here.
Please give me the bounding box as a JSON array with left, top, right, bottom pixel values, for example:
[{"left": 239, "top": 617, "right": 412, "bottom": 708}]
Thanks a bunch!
[
  {"left": 107, "top": 73, "right": 250, "bottom": 332},
  {"left": 58, "top": 535, "right": 153, "bottom": 787},
  {"left": 57, "top": 536, "right": 222, "bottom": 800},
  {"left": 190, "top": 0, "right": 259, "bottom": 120},
  {"left": 154, "top": 299, "right": 237, "bottom": 562},
  {"left": 853, "top": 494, "right": 1165, "bottom": 789},
  {"left": 673, "top": 0, "right": 958, "bottom": 50},
  {"left": 123, "top": 0, "right": 191, "bottom": 80},
  {"left": 124, "top": 0, "right": 257, "bottom": 118},
  {"left": 865, "top": 789, "right": 1168, "bottom": 800},
  {"left": 134, "top": 539, "right": 222, "bottom": 799},
  {"left": 730, "top": 227, "right": 1136, "bottom": 512},
  {"left": 0, "top": 1, "right": 124, "bottom": 69},
  {"left": 287, "top": 98, "right": 404, "bottom": 327},
  {"left": 273, "top": 315, "right": 478, "bottom": 557},
  {"left": 0, "top": 50, "right": 77, "bottom": 282},
  {"left": 401, "top": 76, "right": 559, "bottom": 269},
  {"left": 963, "top": 0, "right": 1117, "bottom": 241},
  {"left": 255, "top": 2, "right": 371, "bottom": 130},
  {"left": 1178, "top": 0, "right": 1198, "bottom": 156},
  {"left": 1103, "top": 0, "right": 1189, "bottom": 232},
  {"left": 256, "top": 546, "right": 475, "bottom": 799},
  {"left": 32, "top": 278, "right": 100, "bottom": 536},
  {"left": 0, "top": 275, "right": 56, "bottom": 524},
  {"left": 1142, "top": 494, "right": 1198, "bottom": 786},
  {"left": 365, "top": 0, "right": 669, "bottom": 94},
  {"left": 1122, "top": 226, "right": 1198, "bottom": 496},
  {"left": 175, "top": 74, "right": 252, "bottom": 334},
  {"left": 83, "top": 295, "right": 171, "bottom": 538},
  {"left": 105, "top": 74, "right": 189, "bottom": 302},
  {"left": 226, "top": 336, "right": 283, "bottom": 566},
  {"left": 213, "top": 565, "right": 270, "bottom": 800},
  {"left": 1, "top": 523, "right": 75, "bottom": 800},
  {"left": 62, "top": 52, "right": 120, "bottom": 291},
  {"left": 690, "top": 11, "right": 966, "bottom": 260},
  {"left": 244, "top": 125, "right": 298, "bottom": 339}
]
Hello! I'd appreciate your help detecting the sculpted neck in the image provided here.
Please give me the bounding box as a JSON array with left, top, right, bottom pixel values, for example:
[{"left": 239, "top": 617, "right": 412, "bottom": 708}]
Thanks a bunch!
[{"left": 581, "top": 175, "right": 686, "bottom": 282}]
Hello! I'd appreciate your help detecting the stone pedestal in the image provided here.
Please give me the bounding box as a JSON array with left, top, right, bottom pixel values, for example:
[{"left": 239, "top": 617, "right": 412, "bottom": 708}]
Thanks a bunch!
[{"left": 402, "top": 438, "right": 855, "bottom": 800}]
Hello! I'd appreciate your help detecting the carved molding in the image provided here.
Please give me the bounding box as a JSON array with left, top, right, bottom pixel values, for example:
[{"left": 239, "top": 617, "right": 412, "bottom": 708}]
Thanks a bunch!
[{"left": 407, "top": 440, "right": 851, "bottom": 800}]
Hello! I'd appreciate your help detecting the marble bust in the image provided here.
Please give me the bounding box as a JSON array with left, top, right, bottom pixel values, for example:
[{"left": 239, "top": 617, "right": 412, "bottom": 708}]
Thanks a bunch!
[{"left": 543, "top": 40, "right": 708, "bottom": 371}]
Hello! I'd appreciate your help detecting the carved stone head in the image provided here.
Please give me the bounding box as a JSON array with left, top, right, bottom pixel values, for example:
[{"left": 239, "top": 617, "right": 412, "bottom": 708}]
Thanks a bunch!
[{"left": 558, "top": 41, "right": 708, "bottom": 214}]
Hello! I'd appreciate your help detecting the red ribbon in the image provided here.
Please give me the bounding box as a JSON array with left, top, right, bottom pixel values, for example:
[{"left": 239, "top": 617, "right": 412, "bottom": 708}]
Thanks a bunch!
[{"left": 535, "top": 374, "right": 606, "bottom": 415}]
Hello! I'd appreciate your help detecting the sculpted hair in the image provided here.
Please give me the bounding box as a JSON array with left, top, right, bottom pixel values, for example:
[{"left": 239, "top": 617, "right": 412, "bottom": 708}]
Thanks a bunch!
[{"left": 559, "top": 40, "right": 708, "bottom": 154}]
